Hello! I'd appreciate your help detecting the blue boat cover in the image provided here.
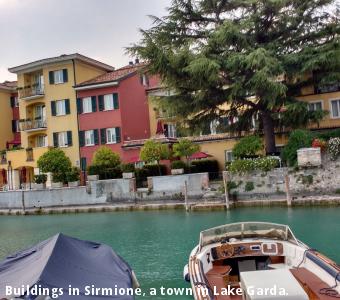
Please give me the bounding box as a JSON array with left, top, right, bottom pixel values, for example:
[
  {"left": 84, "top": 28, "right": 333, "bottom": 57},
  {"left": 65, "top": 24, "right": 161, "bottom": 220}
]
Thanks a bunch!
[{"left": 0, "top": 234, "right": 135, "bottom": 299}]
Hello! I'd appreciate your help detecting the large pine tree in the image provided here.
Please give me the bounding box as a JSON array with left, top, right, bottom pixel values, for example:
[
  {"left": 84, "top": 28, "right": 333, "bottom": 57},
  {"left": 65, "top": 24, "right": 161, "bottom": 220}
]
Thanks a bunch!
[{"left": 129, "top": 0, "right": 340, "bottom": 153}]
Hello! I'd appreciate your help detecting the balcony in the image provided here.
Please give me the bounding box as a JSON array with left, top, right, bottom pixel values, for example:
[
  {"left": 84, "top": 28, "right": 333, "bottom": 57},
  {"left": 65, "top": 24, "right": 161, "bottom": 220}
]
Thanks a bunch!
[
  {"left": 6, "top": 147, "right": 50, "bottom": 169},
  {"left": 18, "top": 85, "right": 45, "bottom": 100},
  {"left": 19, "top": 119, "right": 47, "bottom": 132}
]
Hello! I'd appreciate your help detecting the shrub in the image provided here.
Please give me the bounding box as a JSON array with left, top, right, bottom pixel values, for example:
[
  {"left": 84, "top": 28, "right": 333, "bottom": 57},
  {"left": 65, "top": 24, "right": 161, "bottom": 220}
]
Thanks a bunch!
[
  {"left": 171, "top": 160, "right": 187, "bottom": 170},
  {"left": 315, "top": 129, "right": 340, "bottom": 141},
  {"left": 228, "top": 157, "right": 278, "bottom": 174},
  {"left": 232, "top": 136, "right": 263, "bottom": 159},
  {"left": 140, "top": 140, "right": 170, "bottom": 175},
  {"left": 121, "top": 163, "right": 135, "bottom": 173},
  {"left": 191, "top": 159, "right": 219, "bottom": 179},
  {"left": 135, "top": 168, "right": 149, "bottom": 186},
  {"left": 173, "top": 138, "right": 200, "bottom": 165},
  {"left": 245, "top": 181, "right": 255, "bottom": 192},
  {"left": 87, "top": 165, "right": 122, "bottom": 180},
  {"left": 92, "top": 146, "right": 121, "bottom": 168},
  {"left": 34, "top": 174, "right": 47, "bottom": 184},
  {"left": 328, "top": 137, "right": 340, "bottom": 161},
  {"left": 143, "top": 164, "right": 167, "bottom": 177},
  {"left": 66, "top": 167, "right": 80, "bottom": 182},
  {"left": 255, "top": 157, "right": 279, "bottom": 172},
  {"left": 282, "top": 129, "right": 314, "bottom": 166}
]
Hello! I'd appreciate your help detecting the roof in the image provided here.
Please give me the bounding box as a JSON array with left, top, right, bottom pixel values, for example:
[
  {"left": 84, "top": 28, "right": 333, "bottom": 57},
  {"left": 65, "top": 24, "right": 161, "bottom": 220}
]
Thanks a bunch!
[
  {"left": 0, "top": 81, "right": 17, "bottom": 91},
  {"left": 0, "top": 233, "right": 134, "bottom": 300},
  {"left": 76, "top": 62, "right": 147, "bottom": 88},
  {"left": 8, "top": 53, "right": 114, "bottom": 74}
]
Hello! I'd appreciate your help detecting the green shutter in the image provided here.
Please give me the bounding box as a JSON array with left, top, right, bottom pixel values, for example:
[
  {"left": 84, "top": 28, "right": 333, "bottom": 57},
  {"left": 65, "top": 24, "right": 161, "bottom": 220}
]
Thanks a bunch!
[
  {"left": 77, "top": 98, "right": 83, "bottom": 114},
  {"left": 115, "top": 127, "right": 121, "bottom": 143},
  {"left": 53, "top": 133, "right": 58, "bottom": 147},
  {"left": 10, "top": 96, "right": 15, "bottom": 108},
  {"left": 91, "top": 96, "right": 97, "bottom": 112},
  {"left": 65, "top": 99, "right": 70, "bottom": 114},
  {"left": 67, "top": 131, "right": 73, "bottom": 146},
  {"left": 62, "top": 69, "right": 68, "bottom": 83},
  {"left": 49, "top": 71, "right": 54, "bottom": 84},
  {"left": 51, "top": 101, "right": 56, "bottom": 116},
  {"left": 94, "top": 129, "right": 99, "bottom": 145},
  {"left": 98, "top": 95, "right": 104, "bottom": 111},
  {"left": 79, "top": 131, "right": 85, "bottom": 147},
  {"left": 100, "top": 128, "right": 107, "bottom": 144},
  {"left": 12, "top": 120, "right": 16, "bottom": 133},
  {"left": 80, "top": 157, "right": 87, "bottom": 171},
  {"left": 113, "top": 93, "right": 119, "bottom": 109}
]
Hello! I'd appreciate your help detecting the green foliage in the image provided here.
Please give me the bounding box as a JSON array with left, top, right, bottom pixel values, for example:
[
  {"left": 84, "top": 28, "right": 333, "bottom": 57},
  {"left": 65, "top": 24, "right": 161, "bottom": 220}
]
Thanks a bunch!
[
  {"left": 328, "top": 138, "right": 340, "bottom": 161},
  {"left": 297, "top": 174, "right": 314, "bottom": 186},
  {"left": 121, "top": 163, "right": 136, "bottom": 173},
  {"left": 92, "top": 146, "right": 121, "bottom": 168},
  {"left": 87, "top": 165, "right": 122, "bottom": 180},
  {"left": 316, "top": 129, "right": 340, "bottom": 141},
  {"left": 34, "top": 174, "right": 47, "bottom": 184},
  {"left": 245, "top": 181, "right": 255, "bottom": 192},
  {"left": 228, "top": 157, "right": 279, "bottom": 174},
  {"left": 143, "top": 164, "right": 167, "bottom": 177},
  {"left": 66, "top": 167, "right": 80, "bottom": 182},
  {"left": 37, "top": 148, "right": 72, "bottom": 183},
  {"left": 282, "top": 130, "right": 314, "bottom": 166},
  {"left": 173, "top": 139, "right": 200, "bottom": 164},
  {"left": 171, "top": 160, "right": 187, "bottom": 170},
  {"left": 140, "top": 140, "right": 169, "bottom": 164},
  {"left": 227, "top": 181, "right": 242, "bottom": 192},
  {"left": 191, "top": 159, "right": 219, "bottom": 179},
  {"left": 232, "top": 136, "right": 263, "bottom": 159}
]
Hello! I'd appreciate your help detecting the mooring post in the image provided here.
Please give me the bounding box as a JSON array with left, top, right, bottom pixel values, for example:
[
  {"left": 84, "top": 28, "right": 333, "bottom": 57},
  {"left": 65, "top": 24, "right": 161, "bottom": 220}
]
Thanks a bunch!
[
  {"left": 184, "top": 180, "right": 189, "bottom": 212},
  {"left": 21, "top": 190, "right": 25, "bottom": 213},
  {"left": 223, "top": 171, "right": 230, "bottom": 210},
  {"left": 285, "top": 174, "right": 292, "bottom": 207}
]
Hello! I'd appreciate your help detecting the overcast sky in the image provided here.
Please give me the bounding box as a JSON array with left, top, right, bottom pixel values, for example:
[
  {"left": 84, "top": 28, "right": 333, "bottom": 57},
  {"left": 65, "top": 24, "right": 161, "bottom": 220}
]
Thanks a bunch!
[{"left": 0, "top": 0, "right": 171, "bottom": 82}]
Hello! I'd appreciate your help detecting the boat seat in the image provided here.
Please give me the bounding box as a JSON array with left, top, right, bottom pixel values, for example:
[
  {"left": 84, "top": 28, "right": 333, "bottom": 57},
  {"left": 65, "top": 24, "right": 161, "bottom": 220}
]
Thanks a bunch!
[{"left": 291, "top": 268, "right": 336, "bottom": 300}]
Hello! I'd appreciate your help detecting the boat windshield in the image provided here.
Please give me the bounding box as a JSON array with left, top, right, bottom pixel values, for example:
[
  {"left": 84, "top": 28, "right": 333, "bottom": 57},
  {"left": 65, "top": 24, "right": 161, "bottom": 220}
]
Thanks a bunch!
[{"left": 199, "top": 222, "right": 298, "bottom": 249}]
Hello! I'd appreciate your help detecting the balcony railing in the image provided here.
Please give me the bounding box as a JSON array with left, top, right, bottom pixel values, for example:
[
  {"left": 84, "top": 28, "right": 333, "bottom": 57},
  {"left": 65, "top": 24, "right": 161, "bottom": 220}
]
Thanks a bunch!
[
  {"left": 18, "top": 85, "right": 45, "bottom": 99},
  {"left": 19, "top": 119, "right": 47, "bottom": 132}
]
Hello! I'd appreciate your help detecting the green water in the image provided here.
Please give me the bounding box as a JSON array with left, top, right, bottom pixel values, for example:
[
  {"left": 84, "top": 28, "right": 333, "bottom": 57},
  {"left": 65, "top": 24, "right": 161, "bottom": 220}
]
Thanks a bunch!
[{"left": 0, "top": 207, "right": 340, "bottom": 299}]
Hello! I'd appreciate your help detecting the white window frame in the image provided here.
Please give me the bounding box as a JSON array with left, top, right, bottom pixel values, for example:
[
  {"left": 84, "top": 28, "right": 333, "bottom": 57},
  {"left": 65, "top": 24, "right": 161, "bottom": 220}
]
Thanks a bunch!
[
  {"left": 55, "top": 100, "right": 66, "bottom": 116},
  {"left": 14, "top": 96, "right": 19, "bottom": 107},
  {"left": 106, "top": 128, "right": 117, "bottom": 144},
  {"left": 103, "top": 94, "right": 114, "bottom": 111},
  {"left": 225, "top": 150, "right": 234, "bottom": 163},
  {"left": 307, "top": 100, "right": 323, "bottom": 112},
  {"left": 85, "top": 130, "right": 95, "bottom": 146},
  {"left": 15, "top": 120, "right": 20, "bottom": 133},
  {"left": 58, "top": 132, "right": 68, "bottom": 148},
  {"left": 36, "top": 135, "right": 48, "bottom": 148},
  {"left": 167, "top": 124, "right": 176, "bottom": 138},
  {"left": 330, "top": 99, "right": 340, "bottom": 119},
  {"left": 82, "top": 97, "right": 92, "bottom": 113},
  {"left": 54, "top": 70, "right": 64, "bottom": 84}
]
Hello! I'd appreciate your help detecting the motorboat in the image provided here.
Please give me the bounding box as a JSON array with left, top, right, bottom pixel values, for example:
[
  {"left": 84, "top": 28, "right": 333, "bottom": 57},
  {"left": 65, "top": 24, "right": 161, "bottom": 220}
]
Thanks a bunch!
[{"left": 184, "top": 222, "right": 340, "bottom": 300}]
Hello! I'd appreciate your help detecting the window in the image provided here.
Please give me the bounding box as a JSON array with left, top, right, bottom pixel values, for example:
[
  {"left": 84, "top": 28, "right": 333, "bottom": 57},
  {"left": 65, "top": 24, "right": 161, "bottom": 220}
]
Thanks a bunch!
[
  {"left": 165, "top": 124, "right": 176, "bottom": 138},
  {"left": 106, "top": 128, "right": 117, "bottom": 144},
  {"left": 54, "top": 70, "right": 64, "bottom": 84},
  {"left": 331, "top": 99, "right": 340, "bottom": 118},
  {"left": 104, "top": 94, "right": 114, "bottom": 111},
  {"left": 308, "top": 101, "right": 322, "bottom": 111},
  {"left": 56, "top": 100, "right": 66, "bottom": 116},
  {"left": 36, "top": 135, "right": 48, "bottom": 147},
  {"left": 225, "top": 150, "right": 234, "bottom": 163},
  {"left": 210, "top": 120, "right": 220, "bottom": 135},
  {"left": 58, "top": 132, "right": 68, "bottom": 147},
  {"left": 85, "top": 130, "right": 95, "bottom": 146},
  {"left": 14, "top": 97, "right": 19, "bottom": 107},
  {"left": 15, "top": 120, "right": 20, "bottom": 132},
  {"left": 83, "top": 97, "right": 92, "bottom": 113}
]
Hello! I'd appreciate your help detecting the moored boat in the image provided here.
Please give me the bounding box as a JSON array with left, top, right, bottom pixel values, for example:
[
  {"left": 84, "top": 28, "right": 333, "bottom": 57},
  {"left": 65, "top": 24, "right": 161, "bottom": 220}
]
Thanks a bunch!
[{"left": 184, "top": 222, "right": 340, "bottom": 300}]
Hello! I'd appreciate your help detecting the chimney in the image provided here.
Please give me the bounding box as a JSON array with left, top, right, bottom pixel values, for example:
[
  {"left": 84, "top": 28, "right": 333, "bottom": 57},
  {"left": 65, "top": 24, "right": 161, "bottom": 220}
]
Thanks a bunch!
[{"left": 135, "top": 58, "right": 140, "bottom": 64}]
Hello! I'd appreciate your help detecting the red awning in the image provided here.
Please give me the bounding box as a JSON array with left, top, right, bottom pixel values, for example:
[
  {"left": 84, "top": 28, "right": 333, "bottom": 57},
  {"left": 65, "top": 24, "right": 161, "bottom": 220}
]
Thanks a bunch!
[
  {"left": 6, "top": 139, "right": 21, "bottom": 148},
  {"left": 189, "top": 151, "right": 212, "bottom": 160},
  {"left": 156, "top": 120, "right": 164, "bottom": 135}
]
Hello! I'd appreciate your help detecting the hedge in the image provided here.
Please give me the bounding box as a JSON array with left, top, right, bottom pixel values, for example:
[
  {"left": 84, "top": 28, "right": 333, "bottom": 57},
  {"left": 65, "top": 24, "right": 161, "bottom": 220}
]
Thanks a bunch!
[
  {"left": 190, "top": 159, "right": 219, "bottom": 179},
  {"left": 87, "top": 165, "right": 122, "bottom": 180}
]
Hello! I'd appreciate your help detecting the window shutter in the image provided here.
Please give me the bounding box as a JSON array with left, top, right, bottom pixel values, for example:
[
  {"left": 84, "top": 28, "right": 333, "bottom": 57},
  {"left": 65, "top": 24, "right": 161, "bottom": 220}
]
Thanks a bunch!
[
  {"left": 51, "top": 101, "right": 56, "bottom": 116},
  {"left": 67, "top": 131, "right": 73, "bottom": 146},
  {"left": 53, "top": 133, "right": 58, "bottom": 147},
  {"left": 12, "top": 120, "right": 16, "bottom": 133},
  {"left": 10, "top": 96, "right": 15, "bottom": 108},
  {"left": 91, "top": 96, "right": 97, "bottom": 112},
  {"left": 79, "top": 131, "right": 85, "bottom": 147},
  {"left": 77, "top": 98, "right": 83, "bottom": 114},
  {"left": 94, "top": 129, "right": 99, "bottom": 145},
  {"left": 113, "top": 94, "right": 119, "bottom": 109},
  {"left": 80, "top": 157, "right": 87, "bottom": 171},
  {"left": 98, "top": 95, "right": 104, "bottom": 111},
  {"left": 65, "top": 99, "right": 70, "bottom": 114},
  {"left": 100, "top": 128, "right": 107, "bottom": 144},
  {"left": 115, "top": 127, "right": 121, "bottom": 143},
  {"left": 49, "top": 71, "right": 54, "bottom": 84},
  {"left": 62, "top": 69, "right": 68, "bottom": 83}
]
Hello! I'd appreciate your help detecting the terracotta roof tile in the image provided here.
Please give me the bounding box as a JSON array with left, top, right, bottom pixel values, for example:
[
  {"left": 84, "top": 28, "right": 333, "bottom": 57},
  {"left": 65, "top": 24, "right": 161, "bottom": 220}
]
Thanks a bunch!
[
  {"left": 78, "top": 63, "right": 147, "bottom": 87},
  {"left": 0, "top": 81, "right": 17, "bottom": 90}
]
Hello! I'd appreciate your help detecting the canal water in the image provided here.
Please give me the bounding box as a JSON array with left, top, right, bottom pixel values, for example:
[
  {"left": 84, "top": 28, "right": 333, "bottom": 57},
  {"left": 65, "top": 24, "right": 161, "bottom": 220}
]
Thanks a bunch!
[{"left": 0, "top": 207, "right": 339, "bottom": 299}]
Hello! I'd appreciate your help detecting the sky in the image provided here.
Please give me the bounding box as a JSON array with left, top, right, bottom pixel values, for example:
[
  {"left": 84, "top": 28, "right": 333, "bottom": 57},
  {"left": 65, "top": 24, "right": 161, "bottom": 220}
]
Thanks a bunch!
[{"left": 0, "top": 0, "right": 171, "bottom": 82}]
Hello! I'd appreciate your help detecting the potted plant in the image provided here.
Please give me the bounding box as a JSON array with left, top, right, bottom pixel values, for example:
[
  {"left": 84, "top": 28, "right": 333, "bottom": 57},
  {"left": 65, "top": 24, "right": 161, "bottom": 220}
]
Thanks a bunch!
[
  {"left": 121, "top": 163, "right": 136, "bottom": 179},
  {"left": 67, "top": 167, "right": 81, "bottom": 187},
  {"left": 170, "top": 160, "right": 186, "bottom": 175},
  {"left": 51, "top": 172, "right": 64, "bottom": 188},
  {"left": 33, "top": 174, "right": 47, "bottom": 190}
]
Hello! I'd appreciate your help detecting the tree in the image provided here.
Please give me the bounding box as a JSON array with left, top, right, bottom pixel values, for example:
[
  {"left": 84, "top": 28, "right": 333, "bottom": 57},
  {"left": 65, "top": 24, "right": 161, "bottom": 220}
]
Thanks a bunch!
[
  {"left": 92, "top": 146, "right": 121, "bottom": 168},
  {"left": 129, "top": 0, "right": 339, "bottom": 154},
  {"left": 37, "top": 148, "right": 72, "bottom": 183},
  {"left": 140, "top": 140, "right": 170, "bottom": 175},
  {"left": 232, "top": 136, "right": 263, "bottom": 159},
  {"left": 173, "top": 138, "right": 200, "bottom": 165}
]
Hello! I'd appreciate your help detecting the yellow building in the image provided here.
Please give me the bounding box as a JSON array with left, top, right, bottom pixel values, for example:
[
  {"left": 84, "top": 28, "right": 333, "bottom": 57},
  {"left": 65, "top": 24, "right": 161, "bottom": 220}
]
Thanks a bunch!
[{"left": 3, "top": 54, "right": 114, "bottom": 189}]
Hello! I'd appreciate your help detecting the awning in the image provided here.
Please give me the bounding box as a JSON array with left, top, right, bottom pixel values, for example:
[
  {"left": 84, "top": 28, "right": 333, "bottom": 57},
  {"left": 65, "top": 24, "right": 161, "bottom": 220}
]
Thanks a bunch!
[
  {"left": 6, "top": 139, "right": 21, "bottom": 148},
  {"left": 190, "top": 151, "right": 212, "bottom": 160}
]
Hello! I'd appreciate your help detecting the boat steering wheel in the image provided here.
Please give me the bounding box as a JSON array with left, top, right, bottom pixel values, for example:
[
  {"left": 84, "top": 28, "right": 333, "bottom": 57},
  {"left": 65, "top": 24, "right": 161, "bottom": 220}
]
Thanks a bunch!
[{"left": 218, "top": 243, "right": 235, "bottom": 259}]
